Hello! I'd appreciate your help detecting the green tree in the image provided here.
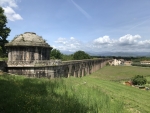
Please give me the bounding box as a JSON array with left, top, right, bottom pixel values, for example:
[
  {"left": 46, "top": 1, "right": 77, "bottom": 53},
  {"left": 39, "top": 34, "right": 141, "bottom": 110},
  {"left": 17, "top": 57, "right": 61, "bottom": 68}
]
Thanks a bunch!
[
  {"left": 50, "top": 49, "right": 62, "bottom": 59},
  {"left": 62, "top": 54, "right": 73, "bottom": 61},
  {"left": 0, "top": 7, "right": 11, "bottom": 56},
  {"left": 0, "top": 46, "right": 3, "bottom": 57},
  {"left": 73, "top": 50, "right": 91, "bottom": 60},
  {"left": 131, "top": 75, "right": 147, "bottom": 85}
]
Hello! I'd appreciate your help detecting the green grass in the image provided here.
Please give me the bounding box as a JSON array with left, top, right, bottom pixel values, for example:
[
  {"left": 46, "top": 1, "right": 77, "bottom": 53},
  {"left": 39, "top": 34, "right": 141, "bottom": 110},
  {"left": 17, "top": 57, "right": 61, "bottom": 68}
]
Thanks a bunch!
[
  {"left": 91, "top": 66, "right": 150, "bottom": 81},
  {"left": 0, "top": 66, "right": 150, "bottom": 113}
]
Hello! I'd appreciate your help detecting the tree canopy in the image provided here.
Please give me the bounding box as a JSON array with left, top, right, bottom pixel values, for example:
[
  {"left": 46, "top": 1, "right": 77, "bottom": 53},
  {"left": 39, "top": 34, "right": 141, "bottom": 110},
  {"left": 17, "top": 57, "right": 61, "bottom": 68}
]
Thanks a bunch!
[
  {"left": 50, "top": 49, "right": 62, "bottom": 59},
  {"left": 0, "top": 7, "right": 11, "bottom": 56},
  {"left": 73, "top": 50, "right": 91, "bottom": 60},
  {"left": 50, "top": 49, "right": 91, "bottom": 60}
]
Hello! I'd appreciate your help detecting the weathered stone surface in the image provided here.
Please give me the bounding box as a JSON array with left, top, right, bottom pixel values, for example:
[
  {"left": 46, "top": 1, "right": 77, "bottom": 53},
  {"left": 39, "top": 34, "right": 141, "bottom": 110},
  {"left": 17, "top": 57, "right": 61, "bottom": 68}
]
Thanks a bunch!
[{"left": 5, "top": 32, "right": 52, "bottom": 48}]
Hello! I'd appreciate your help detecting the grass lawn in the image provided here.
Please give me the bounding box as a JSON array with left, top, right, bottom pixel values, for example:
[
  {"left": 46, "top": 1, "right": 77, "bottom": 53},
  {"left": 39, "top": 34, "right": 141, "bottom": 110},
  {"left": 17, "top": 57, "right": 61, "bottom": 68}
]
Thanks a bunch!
[
  {"left": 92, "top": 66, "right": 150, "bottom": 81},
  {"left": 0, "top": 66, "right": 150, "bottom": 113}
]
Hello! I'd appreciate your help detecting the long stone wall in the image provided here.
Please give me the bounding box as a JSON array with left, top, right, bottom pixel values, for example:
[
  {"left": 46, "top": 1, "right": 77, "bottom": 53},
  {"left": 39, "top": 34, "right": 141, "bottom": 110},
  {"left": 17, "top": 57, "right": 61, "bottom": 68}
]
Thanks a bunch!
[{"left": 7, "top": 58, "right": 110, "bottom": 78}]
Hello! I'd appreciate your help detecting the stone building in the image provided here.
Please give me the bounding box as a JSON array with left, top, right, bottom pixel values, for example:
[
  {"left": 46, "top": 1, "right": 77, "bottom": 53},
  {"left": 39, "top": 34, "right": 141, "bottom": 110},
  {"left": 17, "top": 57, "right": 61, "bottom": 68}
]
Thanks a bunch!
[
  {"left": 5, "top": 32, "right": 109, "bottom": 78},
  {"left": 5, "top": 32, "right": 52, "bottom": 61},
  {"left": 5, "top": 32, "right": 55, "bottom": 77}
]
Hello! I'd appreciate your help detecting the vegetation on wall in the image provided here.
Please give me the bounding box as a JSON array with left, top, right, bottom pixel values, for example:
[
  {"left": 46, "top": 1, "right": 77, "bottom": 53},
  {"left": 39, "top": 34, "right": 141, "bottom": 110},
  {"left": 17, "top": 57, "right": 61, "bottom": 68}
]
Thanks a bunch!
[{"left": 0, "top": 7, "right": 11, "bottom": 56}]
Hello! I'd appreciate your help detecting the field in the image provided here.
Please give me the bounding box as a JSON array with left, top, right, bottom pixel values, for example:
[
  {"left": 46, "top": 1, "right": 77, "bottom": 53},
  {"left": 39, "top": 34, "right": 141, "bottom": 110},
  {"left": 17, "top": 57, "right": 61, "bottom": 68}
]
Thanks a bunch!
[{"left": 0, "top": 66, "right": 150, "bottom": 113}]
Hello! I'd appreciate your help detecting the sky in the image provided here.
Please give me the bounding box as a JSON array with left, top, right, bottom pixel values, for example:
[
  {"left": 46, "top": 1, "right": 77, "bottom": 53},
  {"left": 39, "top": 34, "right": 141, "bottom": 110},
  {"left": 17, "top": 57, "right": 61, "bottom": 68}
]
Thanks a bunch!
[{"left": 1, "top": 0, "right": 150, "bottom": 54}]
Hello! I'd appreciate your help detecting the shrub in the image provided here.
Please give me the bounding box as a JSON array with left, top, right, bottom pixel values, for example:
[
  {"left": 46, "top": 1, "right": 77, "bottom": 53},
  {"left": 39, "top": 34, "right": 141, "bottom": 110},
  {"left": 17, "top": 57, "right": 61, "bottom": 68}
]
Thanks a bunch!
[
  {"left": 106, "top": 62, "right": 110, "bottom": 66},
  {"left": 131, "top": 75, "right": 147, "bottom": 85}
]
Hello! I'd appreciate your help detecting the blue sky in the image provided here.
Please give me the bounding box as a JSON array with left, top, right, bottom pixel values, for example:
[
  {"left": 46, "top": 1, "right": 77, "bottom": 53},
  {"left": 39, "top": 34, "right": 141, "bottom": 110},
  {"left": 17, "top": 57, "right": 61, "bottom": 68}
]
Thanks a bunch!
[{"left": 1, "top": 0, "right": 150, "bottom": 54}]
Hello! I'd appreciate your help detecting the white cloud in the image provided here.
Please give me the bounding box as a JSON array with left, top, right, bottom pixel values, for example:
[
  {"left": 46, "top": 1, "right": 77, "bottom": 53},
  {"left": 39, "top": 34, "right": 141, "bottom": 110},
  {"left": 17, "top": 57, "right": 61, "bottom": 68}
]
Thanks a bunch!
[
  {"left": 0, "top": 0, "right": 18, "bottom": 8},
  {"left": 93, "top": 36, "right": 113, "bottom": 44},
  {"left": 3, "top": 6, "right": 23, "bottom": 21},
  {"left": 54, "top": 34, "right": 150, "bottom": 53},
  {"left": 55, "top": 37, "right": 82, "bottom": 52},
  {"left": 55, "top": 37, "right": 67, "bottom": 44},
  {"left": 0, "top": 0, "right": 23, "bottom": 21},
  {"left": 118, "top": 34, "right": 141, "bottom": 45},
  {"left": 70, "top": 37, "right": 75, "bottom": 40}
]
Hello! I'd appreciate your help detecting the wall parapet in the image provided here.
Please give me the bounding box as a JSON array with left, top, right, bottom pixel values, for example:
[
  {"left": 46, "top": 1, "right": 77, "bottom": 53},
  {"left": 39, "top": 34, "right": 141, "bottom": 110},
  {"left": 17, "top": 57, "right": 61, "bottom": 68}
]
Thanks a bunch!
[{"left": 7, "top": 60, "right": 62, "bottom": 67}]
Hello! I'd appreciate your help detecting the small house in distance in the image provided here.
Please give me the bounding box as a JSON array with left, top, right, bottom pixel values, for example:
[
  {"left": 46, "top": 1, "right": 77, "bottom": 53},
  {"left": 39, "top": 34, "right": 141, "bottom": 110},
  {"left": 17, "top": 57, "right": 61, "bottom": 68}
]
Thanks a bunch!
[
  {"left": 110, "top": 59, "right": 124, "bottom": 66},
  {"left": 140, "top": 61, "right": 150, "bottom": 65},
  {"left": 123, "top": 61, "right": 132, "bottom": 66},
  {"left": 109, "top": 59, "right": 132, "bottom": 66}
]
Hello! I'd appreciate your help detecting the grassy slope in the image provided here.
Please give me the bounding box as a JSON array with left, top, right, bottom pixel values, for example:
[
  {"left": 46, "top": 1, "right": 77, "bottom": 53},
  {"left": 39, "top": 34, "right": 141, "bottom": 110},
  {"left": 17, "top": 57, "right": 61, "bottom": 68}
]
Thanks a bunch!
[
  {"left": 91, "top": 66, "right": 150, "bottom": 81},
  {"left": 0, "top": 66, "right": 150, "bottom": 113},
  {"left": 86, "top": 66, "right": 150, "bottom": 112},
  {"left": 83, "top": 77, "right": 150, "bottom": 113}
]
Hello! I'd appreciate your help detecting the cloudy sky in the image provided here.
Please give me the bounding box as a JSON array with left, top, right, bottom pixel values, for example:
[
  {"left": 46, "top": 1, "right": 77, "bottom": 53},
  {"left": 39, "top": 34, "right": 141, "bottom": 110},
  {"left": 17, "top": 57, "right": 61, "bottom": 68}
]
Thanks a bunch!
[{"left": 1, "top": 0, "right": 150, "bottom": 54}]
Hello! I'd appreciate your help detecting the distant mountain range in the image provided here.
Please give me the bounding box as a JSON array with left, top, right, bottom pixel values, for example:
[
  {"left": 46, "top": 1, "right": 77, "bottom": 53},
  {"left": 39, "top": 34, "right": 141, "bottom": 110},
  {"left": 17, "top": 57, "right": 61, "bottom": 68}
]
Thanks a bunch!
[
  {"left": 61, "top": 51, "right": 150, "bottom": 57},
  {"left": 88, "top": 52, "right": 150, "bottom": 57}
]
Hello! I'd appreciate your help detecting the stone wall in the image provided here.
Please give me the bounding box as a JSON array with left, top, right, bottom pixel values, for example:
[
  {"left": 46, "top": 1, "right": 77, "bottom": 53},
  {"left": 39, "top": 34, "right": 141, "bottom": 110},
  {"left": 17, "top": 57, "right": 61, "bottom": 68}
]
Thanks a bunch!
[{"left": 7, "top": 58, "right": 110, "bottom": 78}]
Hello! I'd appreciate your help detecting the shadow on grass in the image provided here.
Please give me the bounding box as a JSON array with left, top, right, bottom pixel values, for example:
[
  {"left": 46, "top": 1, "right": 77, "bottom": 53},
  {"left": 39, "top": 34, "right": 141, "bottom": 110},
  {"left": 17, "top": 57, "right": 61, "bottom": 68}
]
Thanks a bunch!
[{"left": 0, "top": 75, "right": 90, "bottom": 113}]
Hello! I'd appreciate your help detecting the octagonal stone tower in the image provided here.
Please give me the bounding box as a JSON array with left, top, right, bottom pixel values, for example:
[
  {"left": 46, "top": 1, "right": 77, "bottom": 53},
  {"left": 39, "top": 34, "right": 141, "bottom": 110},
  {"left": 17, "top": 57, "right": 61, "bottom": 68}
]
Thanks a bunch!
[{"left": 5, "top": 32, "right": 52, "bottom": 62}]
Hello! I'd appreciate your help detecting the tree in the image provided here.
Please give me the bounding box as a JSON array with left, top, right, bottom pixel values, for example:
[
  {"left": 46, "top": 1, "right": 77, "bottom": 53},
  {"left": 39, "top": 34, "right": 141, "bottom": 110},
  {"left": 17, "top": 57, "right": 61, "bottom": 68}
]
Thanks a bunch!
[
  {"left": 0, "top": 46, "right": 3, "bottom": 57},
  {"left": 73, "top": 50, "right": 91, "bottom": 60},
  {"left": 0, "top": 7, "right": 11, "bottom": 56},
  {"left": 50, "top": 49, "right": 62, "bottom": 59},
  {"left": 131, "top": 75, "right": 147, "bottom": 85},
  {"left": 62, "top": 54, "right": 74, "bottom": 61}
]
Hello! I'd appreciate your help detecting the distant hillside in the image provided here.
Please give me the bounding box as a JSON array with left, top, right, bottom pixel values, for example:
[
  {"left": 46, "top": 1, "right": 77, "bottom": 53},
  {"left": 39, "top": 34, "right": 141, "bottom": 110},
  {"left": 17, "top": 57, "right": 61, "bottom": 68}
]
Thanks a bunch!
[
  {"left": 61, "top": 50, "right": 150, "bottom": 57},
  {"left": 88, "top": 52, "right": 150, "bottom": 57}
]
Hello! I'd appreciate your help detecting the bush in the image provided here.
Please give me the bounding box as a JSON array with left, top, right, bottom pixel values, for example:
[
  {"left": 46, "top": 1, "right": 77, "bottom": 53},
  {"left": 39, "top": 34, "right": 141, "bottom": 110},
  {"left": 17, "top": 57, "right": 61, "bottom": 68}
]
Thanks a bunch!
[
  {"left": 131, "top": 75, "right": 147, "bottom": 85},
  {"left": 106, "top": 62, "right": 110, "bottom": 66}
]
